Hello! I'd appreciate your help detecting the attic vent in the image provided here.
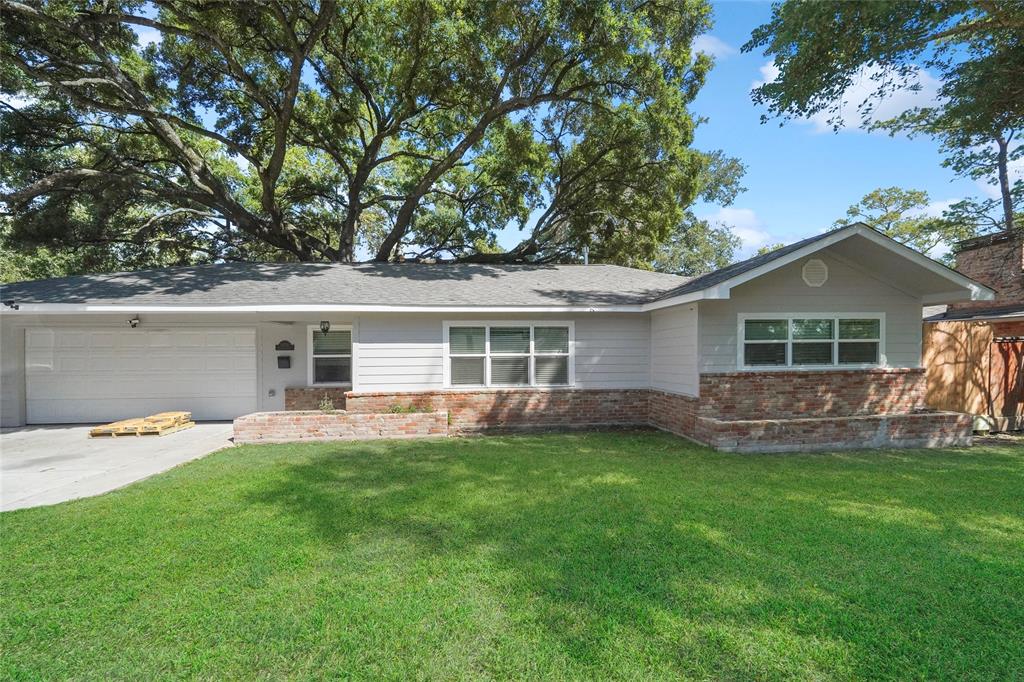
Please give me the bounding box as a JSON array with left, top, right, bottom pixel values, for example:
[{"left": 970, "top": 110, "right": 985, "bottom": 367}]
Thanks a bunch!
[{"left": 802, "top": 259, "right": 828, "bottom": 287}]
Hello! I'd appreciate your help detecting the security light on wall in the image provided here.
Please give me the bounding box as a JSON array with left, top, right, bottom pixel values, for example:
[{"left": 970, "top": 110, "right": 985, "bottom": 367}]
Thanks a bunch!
[
  {"left": 319, "top": 320, "right": 331, "bottom": 334},
  {"left": 127, "top": 317, "right": 140, "bottom": 328}
]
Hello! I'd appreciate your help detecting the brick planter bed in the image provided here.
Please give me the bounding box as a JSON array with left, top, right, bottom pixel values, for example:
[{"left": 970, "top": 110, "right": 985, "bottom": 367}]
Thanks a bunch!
[
  {"left": 234, "top": 410, "right": 448, "bottom": 444},
  {"left": 344, "top": 388, "right": 650, "bottom": 433}
]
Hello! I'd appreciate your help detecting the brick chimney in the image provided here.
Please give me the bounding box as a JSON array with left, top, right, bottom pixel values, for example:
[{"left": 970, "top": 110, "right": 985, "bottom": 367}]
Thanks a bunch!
[{"left": 948, "top": 231, "right": 1024, "bottom": 312}]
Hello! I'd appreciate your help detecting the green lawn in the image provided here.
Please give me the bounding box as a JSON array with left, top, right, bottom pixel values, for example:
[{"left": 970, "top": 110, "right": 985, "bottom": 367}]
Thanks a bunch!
[{"left": 3, "top": 433, "right": 1022, "bottom": 680}]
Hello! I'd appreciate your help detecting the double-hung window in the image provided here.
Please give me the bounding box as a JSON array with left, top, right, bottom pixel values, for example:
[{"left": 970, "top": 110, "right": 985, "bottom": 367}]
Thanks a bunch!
[
  {"left": 445, "top": 322, "right": 572, "bottom": 387},
  {"left": 739, "top": 315, "right": 883, "bottom": 369},
  {"left": 308, "top": 326, "right": 352, "bottom": 385}
]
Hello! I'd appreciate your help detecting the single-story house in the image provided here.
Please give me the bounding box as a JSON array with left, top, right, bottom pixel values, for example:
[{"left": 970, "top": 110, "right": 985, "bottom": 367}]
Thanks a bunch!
[
  {"left": 0, "top": 223, "right": 995, "bottom": 452},
  {"left": 923, "top": 230, "right": 1023, "bottom": 432}
]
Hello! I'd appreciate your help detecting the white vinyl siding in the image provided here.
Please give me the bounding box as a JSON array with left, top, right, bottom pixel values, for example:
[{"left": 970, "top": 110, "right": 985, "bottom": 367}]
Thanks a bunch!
[
  {"left": 698, "top": 252, "right": 924, "bottom": 372},
  {"left": 355, "top": 313, "right": 650, "bottom": 392},
  {"left": 650, "top": 305, "right": 699, "bottom": 396}
]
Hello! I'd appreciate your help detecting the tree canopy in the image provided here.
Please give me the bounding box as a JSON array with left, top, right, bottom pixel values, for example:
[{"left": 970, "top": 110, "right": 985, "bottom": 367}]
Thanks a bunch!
[
  {"left": 745, "top": 1, "right": 1023, "bottom": 234},
  {"left": 1, "top": 0, "right": 742, "bottom": 275},
  {"left": 833, "top": 186, "right": 975, "bottom": 261}
]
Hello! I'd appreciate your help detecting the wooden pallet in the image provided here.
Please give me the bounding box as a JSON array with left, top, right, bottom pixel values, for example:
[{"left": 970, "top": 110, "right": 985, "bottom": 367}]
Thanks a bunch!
[
  {"left": 89, "top": 415, "right": 196, "bottom": 438},
  {"left": 145, "top": 411, "right": 192, "bottom": 425}
]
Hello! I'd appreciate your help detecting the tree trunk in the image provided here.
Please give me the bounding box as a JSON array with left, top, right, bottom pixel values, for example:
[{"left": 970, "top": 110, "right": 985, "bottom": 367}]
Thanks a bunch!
[{"left": 996, "top": 135, "right": 1015, "bottom": 233}]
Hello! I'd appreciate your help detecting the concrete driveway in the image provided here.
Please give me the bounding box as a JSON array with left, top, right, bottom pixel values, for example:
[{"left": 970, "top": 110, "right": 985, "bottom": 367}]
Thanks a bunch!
[{"left": 1, "top": 423, "right": 234, "bottom": 511}]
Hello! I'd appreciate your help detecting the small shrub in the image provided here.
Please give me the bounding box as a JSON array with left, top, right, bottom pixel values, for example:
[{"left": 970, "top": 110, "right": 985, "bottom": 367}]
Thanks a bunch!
[
  {"left": 388, "top": 403, "right": 429, "bottom": 414},
  {"left": 318, "top": 394, "right": 335, "bottom": 413}
]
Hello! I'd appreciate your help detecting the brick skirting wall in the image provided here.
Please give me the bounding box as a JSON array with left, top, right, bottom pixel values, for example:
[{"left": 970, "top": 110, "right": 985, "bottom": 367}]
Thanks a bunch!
[
  {"left": 649, "top": 390, "right": 700, "bottom": 439},
  {"left": 344, "top": 388, "right": 650, "bottom": 432},
  {"left": 234, "top": 410, "right": 447, "bottom": 444},
  {"left": 284, "top": 387, "right": 347, "bottom": 411},
  {"left": 245, "top": 369, "right": 970, "bottom": 451},
  {"left": 695, "top": 411, "right": 972, "bottom": 453},
  {"left": 698, "top": 368, "right": 927, "bottom": 420}
]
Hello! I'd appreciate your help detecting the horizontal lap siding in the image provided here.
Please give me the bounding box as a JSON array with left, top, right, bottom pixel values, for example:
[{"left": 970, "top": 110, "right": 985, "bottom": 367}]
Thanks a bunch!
[
  {"left": 356, "top": 315, "right": 444, "bottom": 392},
  {"left": 574, "top": 315, "right": 650, "bottom": 388},
  {"left": 650, "top": 305, "right": 698, "bottom": 396},
  {"left": 698, "top": 251, "right": 923, "bottom": 373},
  {"left": 355, "top": 313, "right": 650, "bottom": 392}
]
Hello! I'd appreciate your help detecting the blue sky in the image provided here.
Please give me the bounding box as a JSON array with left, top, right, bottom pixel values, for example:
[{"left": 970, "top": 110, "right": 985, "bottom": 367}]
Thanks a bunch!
[{"left": 681, "top": 1, "right": 983, "bottom": 258}]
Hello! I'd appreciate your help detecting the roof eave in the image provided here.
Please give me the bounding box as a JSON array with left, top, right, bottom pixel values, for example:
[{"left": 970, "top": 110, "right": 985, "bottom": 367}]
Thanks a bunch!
[
  {"left": 0, "top": 302, "right": 650, "bottom": 315},
  {"left": 644, "top": 224, "right": 995, "bottom": 311}
]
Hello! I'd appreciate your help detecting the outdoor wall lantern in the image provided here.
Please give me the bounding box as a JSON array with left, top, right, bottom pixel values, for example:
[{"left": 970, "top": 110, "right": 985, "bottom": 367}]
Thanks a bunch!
[
  {"left": 319, "top": 320, "right": 331, "bottom": 334},
  {"left": 127, "top": 317, "right": 140, "bottom": 328}
]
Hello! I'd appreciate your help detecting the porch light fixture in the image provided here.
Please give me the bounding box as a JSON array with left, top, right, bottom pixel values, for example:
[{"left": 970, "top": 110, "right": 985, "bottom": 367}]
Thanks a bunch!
[
  {"left": 128, "top": 317, "right": 140, "bottom": 328},
  {"left": 319, "top": 320, "right": 331, "bottom": 334}
]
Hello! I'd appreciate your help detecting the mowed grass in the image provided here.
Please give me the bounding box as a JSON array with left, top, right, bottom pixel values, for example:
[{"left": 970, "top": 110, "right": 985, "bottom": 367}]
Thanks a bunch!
[{"left": 2, "top": 432, "right": 1022, "bottom": 680}]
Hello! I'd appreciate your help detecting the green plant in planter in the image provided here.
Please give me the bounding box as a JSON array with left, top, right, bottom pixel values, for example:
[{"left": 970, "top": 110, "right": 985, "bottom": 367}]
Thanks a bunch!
[
  {"left": 388, "top": 404, "right": 428, "bottom": 414},
  {"left": 318, "top": 394, "right": 335, "bottom": 413}
]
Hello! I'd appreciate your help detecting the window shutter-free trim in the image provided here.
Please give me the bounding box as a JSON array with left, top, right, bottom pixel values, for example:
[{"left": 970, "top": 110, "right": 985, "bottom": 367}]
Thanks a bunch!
[
  {"left": 307, "top": 324, "right": 353, "bottom": 386},
  {"left": 738, "top": 314, "right": 884, "bottom": 370},
  {"left": 444, "top": 321, "right": 574, "bottom": 388}
]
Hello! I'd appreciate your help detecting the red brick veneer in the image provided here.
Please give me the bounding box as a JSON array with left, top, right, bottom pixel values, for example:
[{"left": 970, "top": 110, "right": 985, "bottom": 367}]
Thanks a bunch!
[
  {"left": 344, "top": 388, "right": 650, "bottom": 432},
  {"left": 695, "top": 411, "right": 972, "bottom": 453},
  {"left": 649, "top": 390, "right": 700, "bottom": 439},
  {"left": 284, "top": 387, "right": 347, "bottom": 411},
  {"left": 948, "top": 231, "right": 1023, "bottom": 313},
  {"left": 698, "top": 368, "right": 927, "bottom": 420},
  {"left": 249, "top": 370, "right": 970, "bottom": 451},
  {"left": 234, "top": 410, "right": 447, "bottom": 444}
]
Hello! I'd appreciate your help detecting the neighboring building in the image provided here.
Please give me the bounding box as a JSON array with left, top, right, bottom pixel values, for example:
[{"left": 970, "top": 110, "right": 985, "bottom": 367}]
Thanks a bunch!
[
  {"left": 923, "top": 230, "right": 1024, "bottom": 432},
  {"left": 0, "top": 223, "right": 994, "bottom": 452}
]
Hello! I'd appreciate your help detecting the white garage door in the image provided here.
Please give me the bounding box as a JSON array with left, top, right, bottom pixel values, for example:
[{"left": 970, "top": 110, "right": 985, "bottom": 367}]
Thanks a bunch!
[{"left": 26, "top": 327, "right": 257, "bottom": 423}]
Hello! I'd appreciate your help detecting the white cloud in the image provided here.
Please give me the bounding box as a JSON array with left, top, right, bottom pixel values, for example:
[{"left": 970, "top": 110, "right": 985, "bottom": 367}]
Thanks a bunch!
[
  {"left": 703, "top": 207, "right": 773, "bottom": 257},
  {"left": 752, "top": 61, "right": 941, "bottom": 134},
  {"left": 977, "top": 154, "right": 1024, "bottom": 199},
  {"left": 752, "top": 61, "right": 780, "bottom": 90},
  {"left": 134, "top": 26, "right": 162, "bottom": 47},
  {"left": 913, "top": 198, "right": 961, "bottom": 219},
  {"left": 693, "top": 35, "right": 735, "bottom": 59}
]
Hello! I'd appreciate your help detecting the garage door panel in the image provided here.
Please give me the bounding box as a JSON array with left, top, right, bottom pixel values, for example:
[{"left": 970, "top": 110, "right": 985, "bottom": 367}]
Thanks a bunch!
[{"left": 26, "top": 327, "right": 257, "bottom": 423}]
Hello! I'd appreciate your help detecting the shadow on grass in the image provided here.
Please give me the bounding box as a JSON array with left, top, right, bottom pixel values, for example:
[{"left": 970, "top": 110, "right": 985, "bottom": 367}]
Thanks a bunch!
[{"left": 242, "top": 433, "right": 1024, "bottom": 678}]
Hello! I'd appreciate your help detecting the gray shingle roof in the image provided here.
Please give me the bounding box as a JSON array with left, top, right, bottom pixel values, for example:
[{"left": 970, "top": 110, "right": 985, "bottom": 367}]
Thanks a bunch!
[
  {"left": 651, "top": 228, "right": 839, "bottom": 301},
  {"left": 2, "top": 222, "right": 981, "bottom": 310},
  {"left": 0, "top": 262, "right": 692, "bottom": 307}
]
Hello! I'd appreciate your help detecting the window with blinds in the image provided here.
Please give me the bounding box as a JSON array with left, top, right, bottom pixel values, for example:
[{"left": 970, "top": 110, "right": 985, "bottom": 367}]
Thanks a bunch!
[
  {"left": 309, "top": 328, "right": 352, "bottom": 384},
  {"left": 740, "top": 315, "right": 883, "bottom": 369},
  {"left": 446, "top": 323, "right": 572, "bottom": 387}
]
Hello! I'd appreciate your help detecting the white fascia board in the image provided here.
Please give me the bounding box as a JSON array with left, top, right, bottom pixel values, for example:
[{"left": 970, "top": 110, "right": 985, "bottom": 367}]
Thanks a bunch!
[{"left": 0, "top": 303, "right": 647, "bottom": 314}]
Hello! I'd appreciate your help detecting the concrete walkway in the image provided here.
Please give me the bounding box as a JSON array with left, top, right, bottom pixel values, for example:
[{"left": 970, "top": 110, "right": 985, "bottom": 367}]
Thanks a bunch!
[{"left": 1, "top": 423, "right": 234, "bottom": 511}]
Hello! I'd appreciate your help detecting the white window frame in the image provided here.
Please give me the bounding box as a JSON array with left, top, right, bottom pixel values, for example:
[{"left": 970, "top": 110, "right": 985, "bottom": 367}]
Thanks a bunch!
[
  {"left": 307, "top": 324, "right": 353, "bottom": 387},
  {"left": 442, "top": 321, "right": 575, "bottom": 388},
  {"left": 736, "top": 313, "right": 886, "bottom": 371}
]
